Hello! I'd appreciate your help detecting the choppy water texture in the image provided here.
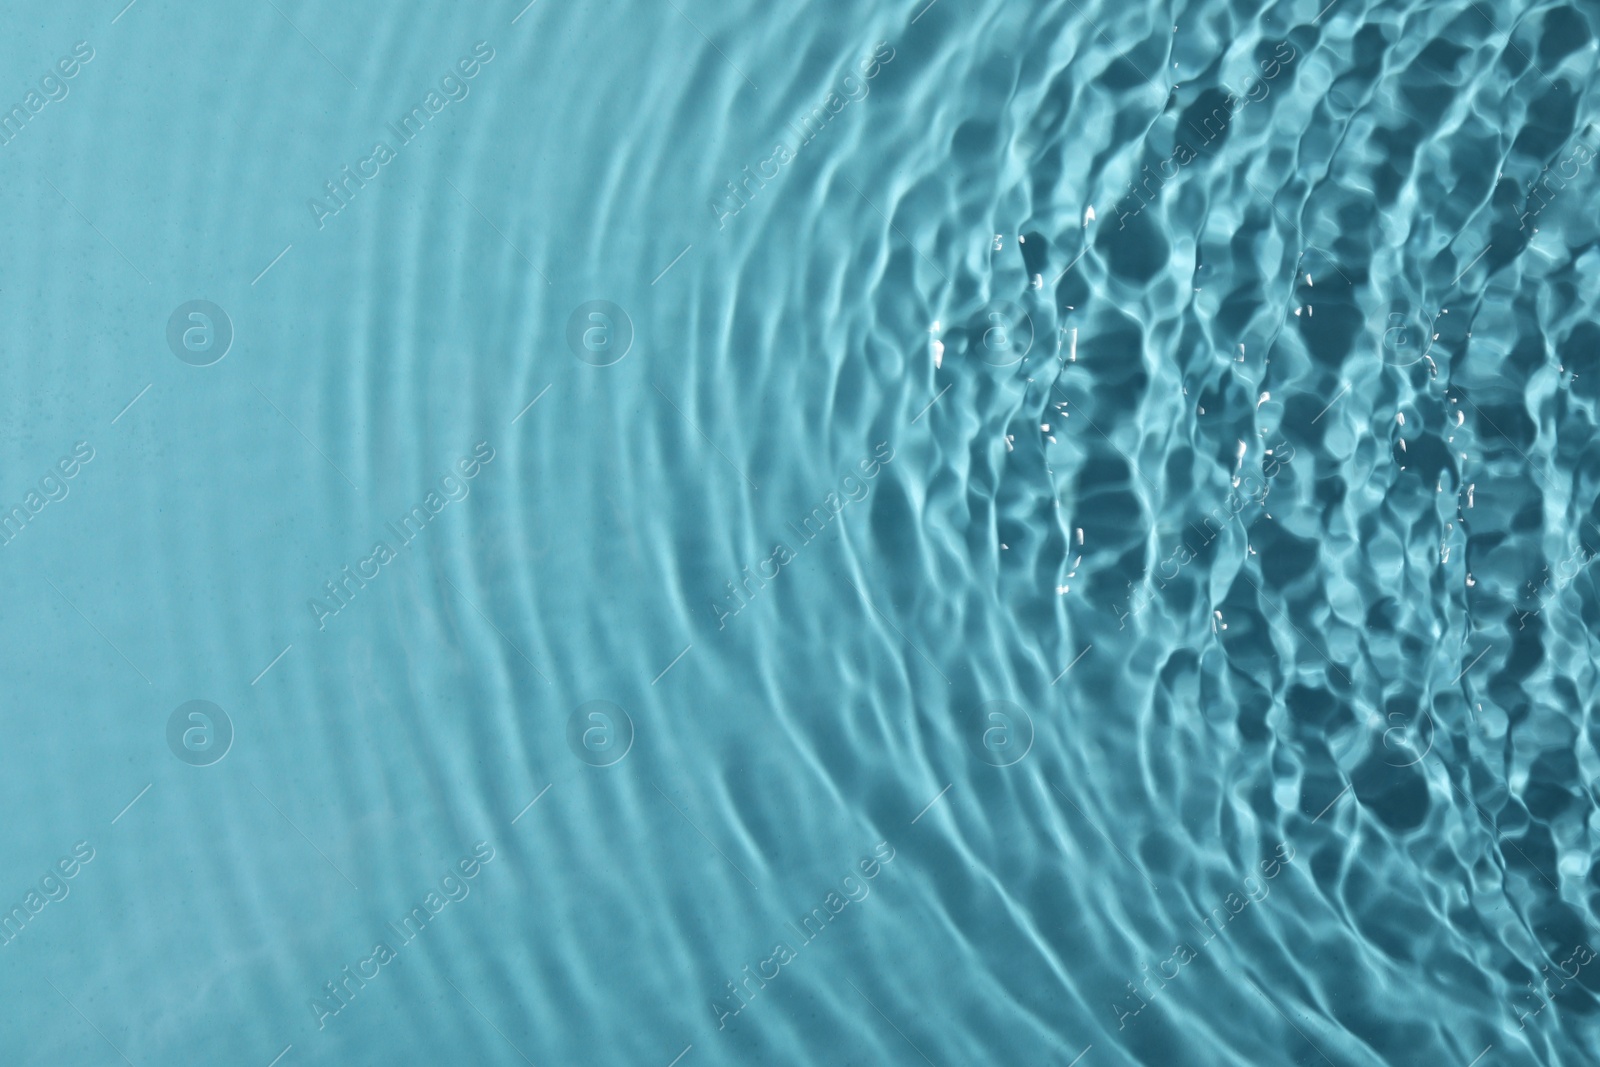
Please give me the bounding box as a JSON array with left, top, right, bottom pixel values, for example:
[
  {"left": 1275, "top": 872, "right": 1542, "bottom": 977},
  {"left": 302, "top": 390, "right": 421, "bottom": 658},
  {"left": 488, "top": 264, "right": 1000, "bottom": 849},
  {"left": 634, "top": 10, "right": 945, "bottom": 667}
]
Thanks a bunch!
[{"left": 3, "top": 0, "right": 1600, "bottom": 1064}]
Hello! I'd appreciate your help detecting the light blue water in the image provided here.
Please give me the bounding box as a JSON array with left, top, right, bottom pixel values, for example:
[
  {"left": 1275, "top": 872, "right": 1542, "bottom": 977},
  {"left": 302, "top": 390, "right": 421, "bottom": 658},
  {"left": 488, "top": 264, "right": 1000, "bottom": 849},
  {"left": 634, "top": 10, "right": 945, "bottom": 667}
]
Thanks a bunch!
[{"left": 4, "top": 1, "right": 1600, "bottom": 1064}]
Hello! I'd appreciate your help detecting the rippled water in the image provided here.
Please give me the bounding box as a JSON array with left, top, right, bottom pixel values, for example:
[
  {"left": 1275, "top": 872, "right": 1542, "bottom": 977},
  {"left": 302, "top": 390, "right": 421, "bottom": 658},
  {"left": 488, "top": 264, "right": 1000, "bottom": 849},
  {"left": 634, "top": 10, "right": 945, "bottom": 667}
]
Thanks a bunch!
[{"left": 3, "top": 1, "right": 1600, "bottom": 1064}]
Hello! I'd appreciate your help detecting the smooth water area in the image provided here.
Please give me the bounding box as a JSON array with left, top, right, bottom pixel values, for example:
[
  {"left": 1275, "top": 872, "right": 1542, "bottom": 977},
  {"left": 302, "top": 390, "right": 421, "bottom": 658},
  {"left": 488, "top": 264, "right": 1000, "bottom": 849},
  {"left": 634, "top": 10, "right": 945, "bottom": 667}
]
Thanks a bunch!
[{"left": 3, "top": 1, "right": 1600, "bottom": 1064}]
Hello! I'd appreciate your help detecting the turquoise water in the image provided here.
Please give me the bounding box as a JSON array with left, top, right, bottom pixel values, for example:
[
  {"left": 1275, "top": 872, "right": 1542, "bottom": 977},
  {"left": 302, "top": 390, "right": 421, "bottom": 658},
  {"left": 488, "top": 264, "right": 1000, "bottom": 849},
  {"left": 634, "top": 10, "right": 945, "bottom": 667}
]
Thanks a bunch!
[{"left": 3, "top": 0, "right": 1600, "bottom": 1064}]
